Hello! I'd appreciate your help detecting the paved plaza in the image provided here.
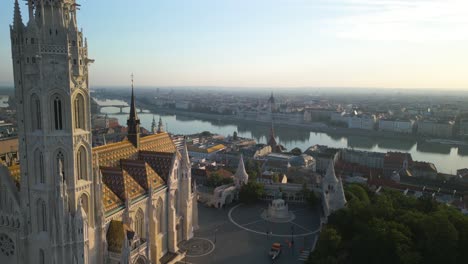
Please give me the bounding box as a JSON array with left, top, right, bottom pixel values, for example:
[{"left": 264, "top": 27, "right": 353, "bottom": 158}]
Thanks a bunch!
[{"left": 179, "top": 201, "right": 321, "bottom": 264}]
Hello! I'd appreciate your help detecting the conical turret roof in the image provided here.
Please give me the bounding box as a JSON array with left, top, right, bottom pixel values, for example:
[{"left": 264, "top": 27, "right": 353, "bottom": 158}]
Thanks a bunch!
[
  {"left": 234, "top": 154, "right": 249, "bottom": 182},
  {"left": 324, "top": 160, "right": 339, "bottom": 185},
  {"left": 13, "top": 0, "right": 23, "bottom": 29}
]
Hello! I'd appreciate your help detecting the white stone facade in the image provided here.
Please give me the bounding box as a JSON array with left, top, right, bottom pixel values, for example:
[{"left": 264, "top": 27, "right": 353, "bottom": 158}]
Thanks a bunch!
[{"left": 321, "top": 161, "right": 347, "bottom": 218}]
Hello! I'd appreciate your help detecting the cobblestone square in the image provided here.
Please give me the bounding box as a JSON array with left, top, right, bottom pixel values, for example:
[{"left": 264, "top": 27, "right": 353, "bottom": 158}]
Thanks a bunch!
[{"left": 180, "top": 202, "right": 321, "bottom": 264}]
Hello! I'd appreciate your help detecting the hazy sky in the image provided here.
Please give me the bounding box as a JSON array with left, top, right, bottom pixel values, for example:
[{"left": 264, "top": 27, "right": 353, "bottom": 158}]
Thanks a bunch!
[{"left": 0, "top": 0, "right": 467, "bottom": 89}]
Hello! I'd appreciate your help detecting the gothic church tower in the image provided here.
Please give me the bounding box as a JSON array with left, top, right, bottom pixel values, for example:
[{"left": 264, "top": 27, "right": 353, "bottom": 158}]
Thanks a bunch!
[{"left": 10, "top": 0, "right": 95, "bottom": 263}]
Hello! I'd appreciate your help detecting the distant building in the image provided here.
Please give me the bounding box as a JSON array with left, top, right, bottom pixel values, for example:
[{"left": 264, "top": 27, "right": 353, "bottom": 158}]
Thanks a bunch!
[
  {"left": 458, "top": 118, "right": 468, "bottom": 137},
  {"left": 188, "top": 143, "right": 226, "bottom": 160},
  {"left": 383, "top": 152, "right": 413, "bottom": 178},
  {"left": 305, "top": 145, "right": 341, "bottom": 173},
  {"left": 262, "top": 153, "right": 295, "bottom": 174},
  {"left": 257, "top": 171, "right": 288, "bottom": 184},
  {"left": 411, "top": 161, "right": 438, "bottom": 179},
  {"left": 341, "top": 149, "right": 385, "bottom": 169},
  {"left": 268, "top": 92, "right": 278, "bottom": 112},
  {"left": 378, "top": 119, "right": 414, "bottom": 134},
  {"left": 456, "top": 169, "right": 468, "bottom": 183},
  {"left": 417, "top": 120, "right": 454, "bottom": 138},
  {"left": 331, "top": 112, "right": 350, "bottom": 126},
  {"left": 241, "top": 144, "right": 271, "bottom": 159},
  {"left": 348, "top": 114, "right": 377, "bottom": 130},
  {"left": 289, "top": 154, "right": 316, "bottom": 171},
  {"left": 303, "top": 108, "right": 334, "bottom": 122}
]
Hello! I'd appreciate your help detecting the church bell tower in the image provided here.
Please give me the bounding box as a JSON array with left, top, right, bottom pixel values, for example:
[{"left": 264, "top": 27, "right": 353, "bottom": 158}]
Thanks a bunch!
[{"left": 10, "top": 0, "right": 95, "bottom": 262}]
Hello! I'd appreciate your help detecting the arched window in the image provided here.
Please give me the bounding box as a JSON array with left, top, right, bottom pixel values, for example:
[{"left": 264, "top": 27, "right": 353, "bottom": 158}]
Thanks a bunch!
[
  {"left": 76, "top": 146, "right": 87, "bottom": 181},
  {"left": 80, "top": 194, "right": 89, "bottom": 217},
  {"left": 135, "top": 209, "right": 144, "bottom": 238},
  {"left": 53, "top": 96, "right": 63, "bottom": 130},
  {"left": 37, "top": 200, "right": 47, "bottom": 232},
  {"left": 74, "top": 94, "right": 85, "bottom": 130},
  {"left": 34, "top": 149, "right": 45, "bottom": 184},
  {"left": 39, "top": 249, "right": 45, "bottom": 264},
  {"left": 157, "top": 199, "right": 163, "bottom": 234}
]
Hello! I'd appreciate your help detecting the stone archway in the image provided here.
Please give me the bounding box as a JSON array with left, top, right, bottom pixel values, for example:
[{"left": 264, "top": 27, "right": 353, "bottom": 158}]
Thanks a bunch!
[
  {"left": 225, "top": 194, "right": 233, "bottom": 205},
  {"left": 134, "top": 256, "right": 146, "bottom": 264}
]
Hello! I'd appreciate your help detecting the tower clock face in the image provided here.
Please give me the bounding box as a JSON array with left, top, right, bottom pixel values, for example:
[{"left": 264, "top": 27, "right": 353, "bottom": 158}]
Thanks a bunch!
[{"left": 0, "top": 234, "right": 15, "bottom": 257}]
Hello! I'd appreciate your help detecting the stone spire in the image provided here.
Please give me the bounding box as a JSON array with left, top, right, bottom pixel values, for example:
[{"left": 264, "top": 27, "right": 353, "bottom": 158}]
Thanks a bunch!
[
  {"left": 181, "top": 140, "right": 191, "bottom": 169},
  {"left": 267, "top": 122, "right": 279, "bottom": 152},
  {"left": 127, "top": 74, "right": 140, "bottom": 148},
  {"left": 158, "top": 116, "right": 165, "bottom": 133},
  {"left": 234, "top": 154, "right": 249, "bottom": 187},
  {"left": 151, "top": 115, "right": 157, "bottom": 134},
  {"left": 12, "top": 0, "right": 23, "bottom": 29}
]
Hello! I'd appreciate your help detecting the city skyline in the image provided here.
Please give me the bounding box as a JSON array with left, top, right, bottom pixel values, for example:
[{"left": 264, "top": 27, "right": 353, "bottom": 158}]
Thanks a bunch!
[{"left": 0, "top": 0, "right": 467, "bottom": 90}]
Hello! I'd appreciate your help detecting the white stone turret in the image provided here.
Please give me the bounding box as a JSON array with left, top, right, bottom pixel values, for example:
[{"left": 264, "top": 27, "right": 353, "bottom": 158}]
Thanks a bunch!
[
  {"left": 151, "top": 115, "right": 157, "bottom": 134},
  {"left": 180, "top": 141, "right": 194, "bottom": 240},
  {"left": 158, "top": 117, "right": 165, "bottom": 133},
  {"left": 322, "top": 160, "right": 346, "bottom": 217},
  {"left": 234, "top": 154, "right": 249, "bottom": 187}
]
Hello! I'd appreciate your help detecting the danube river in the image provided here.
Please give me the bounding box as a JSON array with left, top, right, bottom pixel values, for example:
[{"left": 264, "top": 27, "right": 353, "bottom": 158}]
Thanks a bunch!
[{"left": 101, "top": 107, "right": 468, "bottom": 174}]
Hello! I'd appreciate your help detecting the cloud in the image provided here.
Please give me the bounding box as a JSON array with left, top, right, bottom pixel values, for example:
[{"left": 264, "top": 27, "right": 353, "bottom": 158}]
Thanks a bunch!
[{"left": 323, "top": 0, "right": 468, "bottom": 41}]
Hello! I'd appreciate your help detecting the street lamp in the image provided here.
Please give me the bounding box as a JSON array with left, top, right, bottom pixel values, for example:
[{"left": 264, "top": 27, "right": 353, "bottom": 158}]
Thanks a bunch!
[
  {"left": 290, "top": 225, "right": 295, "bottom": 255},
  {"left": 214, "top": 225, "right": 219, "bottom": 244}
]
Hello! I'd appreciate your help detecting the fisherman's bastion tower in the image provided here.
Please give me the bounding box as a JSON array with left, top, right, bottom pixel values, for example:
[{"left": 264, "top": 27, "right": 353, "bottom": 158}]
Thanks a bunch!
[{"left": 0, "top": 1, "right": 198, "bottom": 263}]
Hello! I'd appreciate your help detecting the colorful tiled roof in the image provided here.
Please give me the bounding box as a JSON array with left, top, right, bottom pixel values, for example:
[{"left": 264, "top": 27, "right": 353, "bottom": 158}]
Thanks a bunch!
[
  {"left": 101, "top": 166, "right": 146, "bottom": 202},
  {"left": 93, "top": 132, "right": 176, "bottom": 167},
  {"left": 106, "top": 220, "right": 134, "bottom": 253},
  {"left": 8, "top": 164, "right": 20, "bottom": 190},
  {"left": 139, "top": 151, "right": 174, "bottom": 181},
  {"left": 121, "top": 159, "right": 164, "bottom": 191},
  {"left": 103, "top": 184, "right": 124, "bottom": 213}
]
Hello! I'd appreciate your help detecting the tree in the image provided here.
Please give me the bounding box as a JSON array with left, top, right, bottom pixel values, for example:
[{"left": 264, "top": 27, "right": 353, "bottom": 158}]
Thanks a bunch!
[
  {"left": 206, "top": 173, "right": 233, "bottom": 188},
  {"left": 233, "top": 131, "right": 238, "bottom": 140},
  {"left": 346, "top": 184, "right": 370, "bottom": 205},
  {"left": 238, "top": 182, "right": 264, "bottom": 204},
  {"left": 291, "top": 147, "right": 302, "bottom": 156},
  {"left": 200, "top": 131, "right": 212, "bottom": 137},
  {"left": 300, "top": 183, "right": 320, "bottom": 208},
  {"left": 308, "top": 227, "right": 342, "bottom": 263},
  {"left": 311, "top": 188, "right": 468, "bottom": 264}
]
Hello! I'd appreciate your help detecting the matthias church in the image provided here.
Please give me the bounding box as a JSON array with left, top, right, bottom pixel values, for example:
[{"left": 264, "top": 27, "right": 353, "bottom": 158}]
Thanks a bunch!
[{"left": 0, "top": 1, "right": 198, "bottom": 263}]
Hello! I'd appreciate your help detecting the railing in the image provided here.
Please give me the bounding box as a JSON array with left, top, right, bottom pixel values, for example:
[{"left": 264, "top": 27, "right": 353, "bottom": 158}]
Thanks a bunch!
[
  {"left": 130, "top": 241, "right": 147, "bottom": 258},
  {"left": 40, "top": 45, "right": 67, "bottom": 54}
]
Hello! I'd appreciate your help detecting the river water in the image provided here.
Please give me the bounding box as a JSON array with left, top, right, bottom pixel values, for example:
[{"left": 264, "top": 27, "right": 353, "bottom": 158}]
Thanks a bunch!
[{"left": 101, "top": 106, "right": 468, "bottom": 174}]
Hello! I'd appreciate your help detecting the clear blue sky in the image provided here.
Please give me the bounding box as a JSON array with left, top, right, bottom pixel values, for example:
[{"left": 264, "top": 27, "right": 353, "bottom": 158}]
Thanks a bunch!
[{"left": 1, "top": 0, "right": 467, "bottom": 89}]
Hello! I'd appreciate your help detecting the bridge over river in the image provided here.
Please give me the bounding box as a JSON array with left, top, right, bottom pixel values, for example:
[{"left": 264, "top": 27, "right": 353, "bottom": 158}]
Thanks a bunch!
[{"left": 92, "top": 98, "right": 144, "bottom": 114}]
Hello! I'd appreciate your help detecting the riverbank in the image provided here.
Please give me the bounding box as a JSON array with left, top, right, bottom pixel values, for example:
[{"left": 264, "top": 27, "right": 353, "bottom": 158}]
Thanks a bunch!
[{"left": 146, "top": 107, "right": 447, "bottom": 143}]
